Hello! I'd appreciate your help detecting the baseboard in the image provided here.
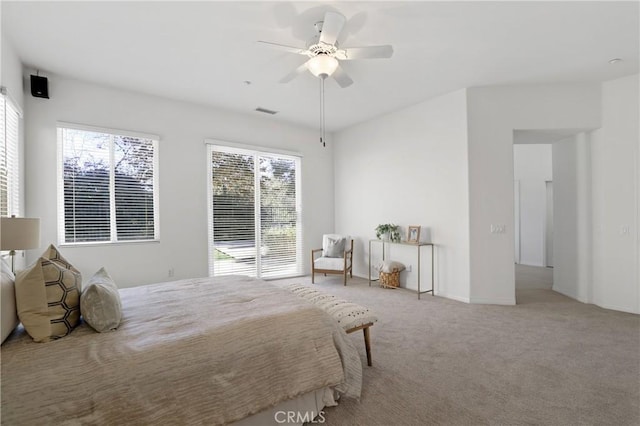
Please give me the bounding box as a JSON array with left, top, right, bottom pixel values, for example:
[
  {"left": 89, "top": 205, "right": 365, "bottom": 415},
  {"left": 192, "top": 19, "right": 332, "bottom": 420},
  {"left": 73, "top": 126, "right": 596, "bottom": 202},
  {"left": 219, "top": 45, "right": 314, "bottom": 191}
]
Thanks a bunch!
[
  {"left": 356, "top": 274, "right": 511, "bottom": 305},
  {"left": 469, "top": 297, "right": 516, "bottom": 305},
  {"left": 593, "top": 302, "right": 639, "bottom": 315},
  {"left": 518, "top": 261, "right": 545, "bottom": 267},
  {"left": 552, "top": 286, "right": 590, "bottom": 304},
  {"left": 437, "top": 293, "right": 470, "bottom": 303},
  {"left": 552, "top": 287, "right": 638, "bottom": 314}
]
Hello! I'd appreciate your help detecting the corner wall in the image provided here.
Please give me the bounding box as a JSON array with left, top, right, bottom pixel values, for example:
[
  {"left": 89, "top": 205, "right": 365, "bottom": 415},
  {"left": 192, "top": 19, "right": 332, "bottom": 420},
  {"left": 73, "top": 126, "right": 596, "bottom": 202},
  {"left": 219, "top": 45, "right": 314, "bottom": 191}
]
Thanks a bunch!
[
  {"left": 333, "top": 89, "right": 471, "bottom": 302},
  {"left": 552, "top": 133, "right": 592, "bottom": 303},
  {"left": 24, "top": 76, "right": 334, "bottom": 288},
  {"left": 590, "top": 74, "right": 639, "bottom": 313},
  {"left": 1, "top": 37, "right": 24, "bottom": 109},
  {"left": 466, "top": 84, "right": 602, "bottom": 304}
]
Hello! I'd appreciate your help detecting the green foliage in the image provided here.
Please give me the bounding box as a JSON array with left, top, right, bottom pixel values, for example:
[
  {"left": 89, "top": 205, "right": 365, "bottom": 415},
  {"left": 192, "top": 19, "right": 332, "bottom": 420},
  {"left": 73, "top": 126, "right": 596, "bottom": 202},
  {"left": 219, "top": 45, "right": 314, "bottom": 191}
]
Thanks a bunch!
[
  {"left": 211, "top": 152, "right": 297, "bottom": 243},
  {"left": 62, "top": 131, "right": 155, "bottom": 243},
  {"left": 375, "top": 224, "right": 401, "bottom": 242},
  {"left": 211, "top": 152, "right": 255, "bottom": 198},
  {"left": 262, "top": 226, "right": 297, "bottom": 257}
]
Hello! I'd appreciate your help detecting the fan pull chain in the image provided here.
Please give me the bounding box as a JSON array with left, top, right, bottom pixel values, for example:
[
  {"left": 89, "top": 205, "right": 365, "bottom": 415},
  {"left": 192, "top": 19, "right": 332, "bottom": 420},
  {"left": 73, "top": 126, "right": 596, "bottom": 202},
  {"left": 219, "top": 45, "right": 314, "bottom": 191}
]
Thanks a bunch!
[{"left": 320, "top": 77, "right": 326, "bottom": 147}]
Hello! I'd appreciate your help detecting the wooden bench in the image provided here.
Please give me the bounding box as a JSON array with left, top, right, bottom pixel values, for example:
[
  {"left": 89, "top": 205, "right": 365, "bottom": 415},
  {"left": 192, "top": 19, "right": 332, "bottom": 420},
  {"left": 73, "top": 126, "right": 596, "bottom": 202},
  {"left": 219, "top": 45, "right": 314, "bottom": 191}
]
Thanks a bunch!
[{"left": 281, "top": 283, "right": 377, "bottom": 366}]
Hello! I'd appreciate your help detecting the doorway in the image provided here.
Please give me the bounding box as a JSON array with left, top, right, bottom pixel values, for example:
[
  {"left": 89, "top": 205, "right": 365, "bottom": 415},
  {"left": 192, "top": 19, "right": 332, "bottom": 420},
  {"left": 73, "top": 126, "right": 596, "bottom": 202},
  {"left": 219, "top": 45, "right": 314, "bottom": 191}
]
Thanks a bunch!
[
  {"left": 512, "top": 143, "right": 552, "bottom": 268},
  {"left": 513, "top": 129, "right": 594, "bottom": 304}
]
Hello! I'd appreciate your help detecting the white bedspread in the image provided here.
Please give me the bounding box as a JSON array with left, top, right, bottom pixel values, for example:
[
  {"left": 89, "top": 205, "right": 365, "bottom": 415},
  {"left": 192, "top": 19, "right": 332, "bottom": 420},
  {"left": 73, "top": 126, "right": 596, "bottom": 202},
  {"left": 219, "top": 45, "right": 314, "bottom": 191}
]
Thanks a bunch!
[{"left": 1, "top": 276, "right": 362, "bottom": 425}]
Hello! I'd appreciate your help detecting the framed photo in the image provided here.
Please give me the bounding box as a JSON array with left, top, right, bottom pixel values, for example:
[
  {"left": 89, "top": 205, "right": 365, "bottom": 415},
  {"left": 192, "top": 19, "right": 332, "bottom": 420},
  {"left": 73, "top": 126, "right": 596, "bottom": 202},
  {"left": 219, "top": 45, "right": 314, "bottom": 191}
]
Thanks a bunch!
[{"left": 407, "top": 226, "right": 421, "bottom": 244}]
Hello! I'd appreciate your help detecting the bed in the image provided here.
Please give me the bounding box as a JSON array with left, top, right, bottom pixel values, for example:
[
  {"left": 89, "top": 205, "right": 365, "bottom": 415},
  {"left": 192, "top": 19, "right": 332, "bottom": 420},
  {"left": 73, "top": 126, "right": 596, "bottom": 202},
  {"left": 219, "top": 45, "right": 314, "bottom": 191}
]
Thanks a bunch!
[{"left": 0, "top": 275, "right": 362, "bottom": 425}]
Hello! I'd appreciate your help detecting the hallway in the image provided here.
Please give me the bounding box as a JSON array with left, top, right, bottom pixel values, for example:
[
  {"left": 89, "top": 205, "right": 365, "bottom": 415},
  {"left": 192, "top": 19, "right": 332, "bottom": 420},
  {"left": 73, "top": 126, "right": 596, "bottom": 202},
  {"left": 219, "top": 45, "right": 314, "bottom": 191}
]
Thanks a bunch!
[{"left": 515, "top": 264, "right": 562, "bottom": 304}]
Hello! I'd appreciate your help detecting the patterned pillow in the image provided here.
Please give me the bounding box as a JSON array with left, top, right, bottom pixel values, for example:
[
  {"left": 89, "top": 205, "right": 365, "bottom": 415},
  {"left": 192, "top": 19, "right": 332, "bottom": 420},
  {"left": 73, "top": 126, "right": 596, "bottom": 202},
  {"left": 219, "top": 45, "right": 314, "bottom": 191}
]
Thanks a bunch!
[
  {"left": 81, "top": 267, "right": 122, "bottom": 333},
  {"left": 15, "top": 245, "right": 81, "bottom": 342}
]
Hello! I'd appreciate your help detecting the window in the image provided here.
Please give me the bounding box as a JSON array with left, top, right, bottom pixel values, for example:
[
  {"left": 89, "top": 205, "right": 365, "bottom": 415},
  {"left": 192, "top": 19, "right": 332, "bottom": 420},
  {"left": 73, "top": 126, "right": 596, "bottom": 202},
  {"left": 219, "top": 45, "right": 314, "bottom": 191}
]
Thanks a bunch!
[
  {"left": 207, "top": 144, "right": 302, "bottom": 279},
  {"left": 1, "top": 88, "right": 21, "bottom": 217},
  {"left": 57, "top": 124, "right": 159, "bottom": 244}
]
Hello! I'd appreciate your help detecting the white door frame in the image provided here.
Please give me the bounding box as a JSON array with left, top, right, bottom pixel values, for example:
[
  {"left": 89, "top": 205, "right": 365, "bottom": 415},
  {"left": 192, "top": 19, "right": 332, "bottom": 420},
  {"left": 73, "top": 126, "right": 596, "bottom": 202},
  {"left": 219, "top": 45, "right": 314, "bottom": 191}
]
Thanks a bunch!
[
  {"left": 514, "top": 180, "right": 521, "bottom": 264},
  {"left": 544, "top": 180, "right": 554, "bottom": 268}
]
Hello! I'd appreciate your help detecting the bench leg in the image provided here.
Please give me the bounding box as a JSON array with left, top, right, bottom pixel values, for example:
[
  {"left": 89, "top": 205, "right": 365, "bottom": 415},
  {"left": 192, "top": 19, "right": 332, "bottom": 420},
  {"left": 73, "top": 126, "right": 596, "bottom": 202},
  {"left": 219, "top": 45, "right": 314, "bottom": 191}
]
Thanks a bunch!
[{"left": 363, "top": 327, "right": 372, "bottom": 366}]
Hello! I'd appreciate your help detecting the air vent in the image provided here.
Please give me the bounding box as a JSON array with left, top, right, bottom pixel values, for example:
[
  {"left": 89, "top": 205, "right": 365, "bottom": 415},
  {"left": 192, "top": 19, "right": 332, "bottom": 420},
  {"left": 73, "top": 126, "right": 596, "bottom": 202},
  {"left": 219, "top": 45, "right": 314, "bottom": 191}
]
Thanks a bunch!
[{"left": 255, "top": 107, "right": 278, "bottom": 115}]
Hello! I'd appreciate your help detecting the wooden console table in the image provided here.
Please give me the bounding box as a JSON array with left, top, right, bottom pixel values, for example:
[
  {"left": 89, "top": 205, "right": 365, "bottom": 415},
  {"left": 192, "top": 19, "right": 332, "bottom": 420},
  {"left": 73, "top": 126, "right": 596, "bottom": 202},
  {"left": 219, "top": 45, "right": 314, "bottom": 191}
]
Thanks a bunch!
[{"left": 368, "top": 239, "right": 435, "bottom": 299}]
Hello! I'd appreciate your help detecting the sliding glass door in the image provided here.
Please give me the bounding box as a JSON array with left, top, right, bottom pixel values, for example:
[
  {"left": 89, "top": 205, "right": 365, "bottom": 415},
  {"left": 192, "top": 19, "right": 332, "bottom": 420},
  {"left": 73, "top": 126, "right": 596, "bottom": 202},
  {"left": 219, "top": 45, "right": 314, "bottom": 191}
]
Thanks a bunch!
[{"left": 207, "top": 144, "right": 302, "bottom": 279}]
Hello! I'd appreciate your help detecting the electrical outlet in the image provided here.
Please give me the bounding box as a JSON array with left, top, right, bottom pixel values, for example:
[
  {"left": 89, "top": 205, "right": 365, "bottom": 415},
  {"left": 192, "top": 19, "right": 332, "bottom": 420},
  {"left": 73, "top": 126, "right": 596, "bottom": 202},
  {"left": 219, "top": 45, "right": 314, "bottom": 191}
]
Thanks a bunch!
[
  {"left": 406, "top": 265, "right": 412, "bottom": 272},
  {"left": 168, "top": 267, "right": 175, "bottom": 277},
  {"left": 620, "top": 225, "right": 630, "bottom": 235},
  {"left": 490, "top": 224, "right": 506, "bottom": 234}
]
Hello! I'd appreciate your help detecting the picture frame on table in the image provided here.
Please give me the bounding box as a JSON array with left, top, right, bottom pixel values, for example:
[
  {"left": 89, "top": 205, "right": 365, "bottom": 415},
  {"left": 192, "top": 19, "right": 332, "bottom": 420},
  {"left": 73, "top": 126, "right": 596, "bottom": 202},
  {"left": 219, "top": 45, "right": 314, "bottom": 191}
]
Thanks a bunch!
[{"left": 407, "top": 226, "right": 421, "bottom": 244}]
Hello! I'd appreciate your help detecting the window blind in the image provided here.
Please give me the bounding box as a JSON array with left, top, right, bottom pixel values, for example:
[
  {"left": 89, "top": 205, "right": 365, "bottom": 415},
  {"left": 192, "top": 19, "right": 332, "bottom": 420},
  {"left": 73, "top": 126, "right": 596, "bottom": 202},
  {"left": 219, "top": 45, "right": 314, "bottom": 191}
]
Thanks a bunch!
[
  {"left": 0, "top": 92, "right": 20, "bottom": 217},
  {"left": 208, "top": 145, "right": 302, "bottom": 279},
  {"left": 58, "top": 125, "right": 159, "bottom": 244}
]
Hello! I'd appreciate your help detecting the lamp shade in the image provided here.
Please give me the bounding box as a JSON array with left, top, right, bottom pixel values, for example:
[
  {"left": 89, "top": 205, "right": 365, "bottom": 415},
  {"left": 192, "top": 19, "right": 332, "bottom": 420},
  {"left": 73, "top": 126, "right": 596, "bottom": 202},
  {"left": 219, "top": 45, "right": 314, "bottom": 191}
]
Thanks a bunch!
[
  {"left": 307, "top": 54, "right": 339, "bottom": 78},
  {"left": 1, "top": 217, "right": 40, "bottom": 250}
]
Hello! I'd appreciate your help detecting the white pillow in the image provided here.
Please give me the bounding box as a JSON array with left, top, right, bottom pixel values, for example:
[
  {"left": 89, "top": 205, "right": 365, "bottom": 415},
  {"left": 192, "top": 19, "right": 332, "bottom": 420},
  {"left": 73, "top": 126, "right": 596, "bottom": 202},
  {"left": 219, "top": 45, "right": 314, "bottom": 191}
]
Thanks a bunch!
[
  {"left": 1, "top": 259, "right": 19, "bottom": 344},
  {"left": 322, "top": 234, "right": 348, "bottom": 258},
  {"left": 81, "top": 267, "right": 122, "bottom": 333}
]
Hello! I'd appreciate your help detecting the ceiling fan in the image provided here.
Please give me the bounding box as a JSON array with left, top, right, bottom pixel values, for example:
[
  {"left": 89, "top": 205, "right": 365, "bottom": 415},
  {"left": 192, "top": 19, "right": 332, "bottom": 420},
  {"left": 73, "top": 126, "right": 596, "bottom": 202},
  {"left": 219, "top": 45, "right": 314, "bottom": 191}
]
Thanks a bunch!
[{"left": 257, "top": 11, "right": 394, "bottom": 88}]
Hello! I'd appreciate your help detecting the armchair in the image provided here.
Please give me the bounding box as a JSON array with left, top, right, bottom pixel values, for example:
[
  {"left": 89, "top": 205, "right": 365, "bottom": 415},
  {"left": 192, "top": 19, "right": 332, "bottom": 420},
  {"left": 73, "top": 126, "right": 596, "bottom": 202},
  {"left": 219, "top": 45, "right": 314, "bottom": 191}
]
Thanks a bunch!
[{"left": 311, "top": 234, "right": 353, "bottom": 285}]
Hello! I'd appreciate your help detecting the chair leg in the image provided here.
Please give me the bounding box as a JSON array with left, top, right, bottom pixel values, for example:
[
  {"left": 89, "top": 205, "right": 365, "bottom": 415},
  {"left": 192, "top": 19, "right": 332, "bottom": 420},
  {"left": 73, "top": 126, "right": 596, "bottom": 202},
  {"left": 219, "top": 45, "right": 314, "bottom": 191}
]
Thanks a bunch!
[
  {"left": 363, "top": 327, "right": 372, "bottom": 366},
  {"left": 344, "top": 271, "right": 347, "bottom": 286},
  {"left": 312, "top": 269, "right": 315, "bottom": 284}
]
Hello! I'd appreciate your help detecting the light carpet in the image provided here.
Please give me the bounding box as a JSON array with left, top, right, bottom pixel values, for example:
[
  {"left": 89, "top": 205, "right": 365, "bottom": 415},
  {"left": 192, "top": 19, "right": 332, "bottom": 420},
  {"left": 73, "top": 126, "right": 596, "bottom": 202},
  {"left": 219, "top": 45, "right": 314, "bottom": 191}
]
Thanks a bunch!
[{"left": 272, "top": 267, "right": 639, "bottom": 425}]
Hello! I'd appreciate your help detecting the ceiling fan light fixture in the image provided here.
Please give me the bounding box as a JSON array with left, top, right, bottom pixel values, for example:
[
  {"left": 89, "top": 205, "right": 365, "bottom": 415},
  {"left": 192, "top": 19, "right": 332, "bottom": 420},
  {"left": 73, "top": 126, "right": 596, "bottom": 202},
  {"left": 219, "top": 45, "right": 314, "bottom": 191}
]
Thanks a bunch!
[{"left": 307, "top": 54, "right": 339, "bottom": 78}]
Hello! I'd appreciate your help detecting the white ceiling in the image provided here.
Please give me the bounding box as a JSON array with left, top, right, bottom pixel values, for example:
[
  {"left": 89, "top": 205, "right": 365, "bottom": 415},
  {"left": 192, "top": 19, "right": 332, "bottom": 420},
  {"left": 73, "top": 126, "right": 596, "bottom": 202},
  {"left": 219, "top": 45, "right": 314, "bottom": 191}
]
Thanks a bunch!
[{"left": 3, "top": 1, "right": 638, "bottom": 132}]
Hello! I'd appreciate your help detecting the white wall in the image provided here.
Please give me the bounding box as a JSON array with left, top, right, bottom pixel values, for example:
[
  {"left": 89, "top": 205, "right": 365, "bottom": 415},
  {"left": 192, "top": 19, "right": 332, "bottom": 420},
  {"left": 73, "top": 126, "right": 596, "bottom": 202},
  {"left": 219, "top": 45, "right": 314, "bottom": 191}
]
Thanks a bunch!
[
  {"left": 333, "top": 89, "right": 470, "bottom": 302},
  {"left": 1, "top": 37, "right": 24, "bottom": 110},
  {"left": 552, "top": 133, "right": 592, "bottom": 303},
  {"left": 24, "top": 75, "right": 334, "bottom": 288},
  {"left": 466, "top": 84, "right": 602, "bottom": 304},
  {"left": 590, "top": 74, "right": 639, "bottom": 313},
  {"left": 1, "top": 36, "right": 27, "bottom": 269},
  {"left": 513, "top": 144, "right": 552, "bottom": 267}
]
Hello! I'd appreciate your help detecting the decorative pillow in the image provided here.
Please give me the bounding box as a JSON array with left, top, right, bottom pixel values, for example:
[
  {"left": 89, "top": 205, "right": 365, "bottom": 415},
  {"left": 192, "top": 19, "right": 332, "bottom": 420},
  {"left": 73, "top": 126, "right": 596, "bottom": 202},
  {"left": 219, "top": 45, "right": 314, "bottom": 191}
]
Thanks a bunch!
[
  {"left": 376, "top": 260, "right": 406, "bottom": 273},
  {"left": 15, "top": 245, "right": 81, "bottom": 342},
  {"left": 1, "top": 259, "right": 19, "bottom": 344},
  {"left": 323, "top": 235, "right": 346, "bottom": 258},
  {"left": 81, "top": 267, "right": 122, "bottom": 333}
]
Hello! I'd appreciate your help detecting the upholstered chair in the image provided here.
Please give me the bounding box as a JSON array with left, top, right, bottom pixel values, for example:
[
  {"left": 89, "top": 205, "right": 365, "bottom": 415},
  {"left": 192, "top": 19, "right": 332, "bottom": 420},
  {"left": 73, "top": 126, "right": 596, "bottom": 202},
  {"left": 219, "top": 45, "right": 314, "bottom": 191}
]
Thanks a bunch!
[{"left": 311, "top": 234, "right": 353, "bottom": 285}]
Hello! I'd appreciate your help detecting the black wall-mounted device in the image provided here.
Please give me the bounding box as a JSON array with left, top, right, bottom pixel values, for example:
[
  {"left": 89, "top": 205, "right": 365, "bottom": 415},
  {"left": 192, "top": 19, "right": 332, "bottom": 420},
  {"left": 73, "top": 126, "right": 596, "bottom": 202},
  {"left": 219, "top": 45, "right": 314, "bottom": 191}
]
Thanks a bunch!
[{"left": 30, "top": 75, "right": 49, "bottom": 98}]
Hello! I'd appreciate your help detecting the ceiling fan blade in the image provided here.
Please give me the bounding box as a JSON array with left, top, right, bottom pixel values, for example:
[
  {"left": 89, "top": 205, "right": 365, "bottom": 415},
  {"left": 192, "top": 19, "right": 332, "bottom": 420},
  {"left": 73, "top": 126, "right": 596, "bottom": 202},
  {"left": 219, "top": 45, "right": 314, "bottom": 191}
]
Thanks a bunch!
[
  {"left": 257, "top": 41, "right": 308, "bottom": 55},
  {"left": 319, "top": 11, "right": 346, "bottom": 46},
  {"left": 279, "top": 60, "right": 311, "bottom": 84},
  {"left": 335, "top": 45, "right": 394, "bottom": 60},
  {"left": 331, "top": 65, "right": 353, "bottom": 88}
]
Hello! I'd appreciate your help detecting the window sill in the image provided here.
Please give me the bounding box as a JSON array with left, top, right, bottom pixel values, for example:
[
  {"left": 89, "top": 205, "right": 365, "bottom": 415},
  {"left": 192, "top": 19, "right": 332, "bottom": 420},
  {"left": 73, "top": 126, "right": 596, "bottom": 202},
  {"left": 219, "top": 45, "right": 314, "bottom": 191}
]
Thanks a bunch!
[{"left": 59, "top": 239, "right": 160, "bottom": 248}]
